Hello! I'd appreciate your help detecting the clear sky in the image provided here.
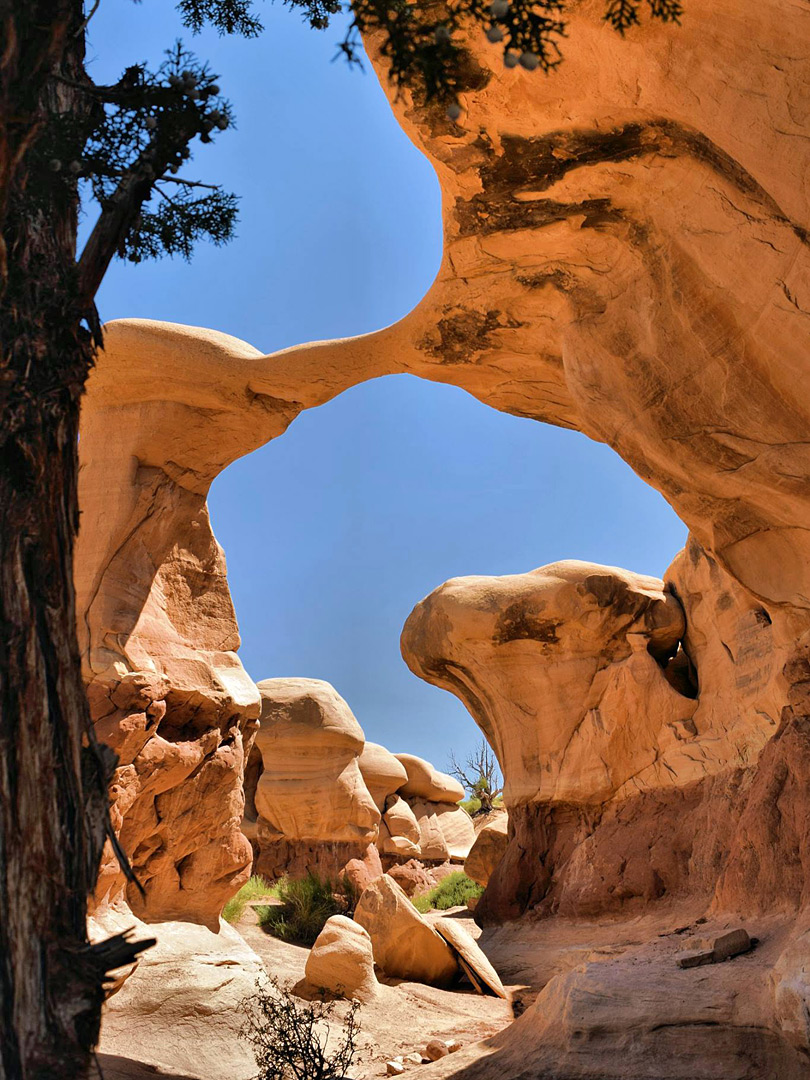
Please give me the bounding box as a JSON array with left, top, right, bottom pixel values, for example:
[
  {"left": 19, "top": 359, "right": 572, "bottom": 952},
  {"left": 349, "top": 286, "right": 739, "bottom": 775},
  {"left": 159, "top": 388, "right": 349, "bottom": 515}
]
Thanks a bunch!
[{"left": 87, "top": 3, "right": 687, "bottom": 773}]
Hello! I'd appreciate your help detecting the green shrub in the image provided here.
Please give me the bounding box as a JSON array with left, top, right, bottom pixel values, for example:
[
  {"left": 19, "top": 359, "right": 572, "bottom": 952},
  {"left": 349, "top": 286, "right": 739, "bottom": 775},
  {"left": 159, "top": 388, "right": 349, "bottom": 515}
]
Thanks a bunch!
[
  {"left": 222, "top": 875, "right": 277, "bottom": 924},
  {"left": 412, "top": 871, "right": 484, "bottom": 914},
  {"left": 461, "top": 794, "right": 504, "bottom": 815},
  {"left": 256, "top": 873, "right": 353, "bottom": 946}
]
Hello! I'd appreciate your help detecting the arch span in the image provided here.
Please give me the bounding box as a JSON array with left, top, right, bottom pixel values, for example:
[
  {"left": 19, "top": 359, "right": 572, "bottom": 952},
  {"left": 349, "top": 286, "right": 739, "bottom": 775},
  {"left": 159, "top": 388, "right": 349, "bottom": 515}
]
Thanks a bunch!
[{"left": 79, "top": 1, "right": 810, "bottom": 1071}]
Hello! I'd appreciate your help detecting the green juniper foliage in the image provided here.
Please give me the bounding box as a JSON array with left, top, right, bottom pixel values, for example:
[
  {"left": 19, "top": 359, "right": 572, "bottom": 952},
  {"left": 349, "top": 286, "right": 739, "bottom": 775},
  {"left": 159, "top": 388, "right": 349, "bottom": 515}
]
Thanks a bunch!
[{"left": 39, "top": 0, "right": 684, "bottom": 287}]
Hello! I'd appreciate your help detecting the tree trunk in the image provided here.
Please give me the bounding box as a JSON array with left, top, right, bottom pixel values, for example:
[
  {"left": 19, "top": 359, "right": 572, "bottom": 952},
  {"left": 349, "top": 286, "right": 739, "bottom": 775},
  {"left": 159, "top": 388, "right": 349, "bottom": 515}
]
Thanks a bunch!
[
  {"left": 0, "top": 5, "right": 113, "bottom": 1076},
  {"left": 0, "top": 382, "right": 112, "bottom": 1079}
]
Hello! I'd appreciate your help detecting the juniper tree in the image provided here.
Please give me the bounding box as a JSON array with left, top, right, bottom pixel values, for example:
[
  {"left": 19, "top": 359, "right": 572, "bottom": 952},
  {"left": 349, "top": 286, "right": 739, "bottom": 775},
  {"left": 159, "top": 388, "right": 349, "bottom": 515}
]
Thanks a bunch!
[{"left": 0, "top": 1, "right": 682, "bottom": 1076}]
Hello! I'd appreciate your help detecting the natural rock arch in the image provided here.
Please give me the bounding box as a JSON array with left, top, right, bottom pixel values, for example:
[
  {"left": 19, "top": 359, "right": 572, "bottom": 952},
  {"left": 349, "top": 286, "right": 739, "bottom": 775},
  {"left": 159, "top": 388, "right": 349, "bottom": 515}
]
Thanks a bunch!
[{"left": 78, "top": 9, "right": 810, "bottom": 1072}]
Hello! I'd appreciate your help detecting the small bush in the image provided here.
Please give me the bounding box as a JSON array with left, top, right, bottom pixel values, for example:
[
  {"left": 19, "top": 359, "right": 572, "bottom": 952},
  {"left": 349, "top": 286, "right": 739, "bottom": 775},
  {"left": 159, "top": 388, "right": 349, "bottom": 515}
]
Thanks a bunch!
[
  {"left": 412, "top": 872, "right": 484, "bottom": 914},
  {"left": 222, "top": 875, "right": 277, "bottom": 924},
  {"left": 242, "top": 976, "right": 361, "bottom": 1080},
  {"left": 256, "top": 873, "right": 352, "bottom": 946},
  {"left": 461, "top": 794, "right": 504, "bottom": 815}
]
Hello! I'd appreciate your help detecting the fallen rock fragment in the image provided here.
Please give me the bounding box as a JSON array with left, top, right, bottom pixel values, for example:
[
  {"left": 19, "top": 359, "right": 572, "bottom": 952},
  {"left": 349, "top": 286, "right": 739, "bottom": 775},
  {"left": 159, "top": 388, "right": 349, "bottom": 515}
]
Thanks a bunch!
[
  {"left": 305, "top": 915, "right": 379, "bottom": 1001},
  {"left": 713, "top": 928, "right": 753, "bottom": 960},
  {"left": 677, "top": 928, "right": 753, "bottom": 969},
  {"left": 425, "top": 1041, "right": 450, "bottom": 1061},
  {"left": 434, "top": 917, "right": 509, "bottom": 999},
  {"left": 386, "top": 1061, "right": 404, "bottom": 1076},
  {"left": 403, "top": 1052, "right": 424, "bottom": 1065},
  {"left": 386, "top": 860, "right": 435, "bottom": 898}
]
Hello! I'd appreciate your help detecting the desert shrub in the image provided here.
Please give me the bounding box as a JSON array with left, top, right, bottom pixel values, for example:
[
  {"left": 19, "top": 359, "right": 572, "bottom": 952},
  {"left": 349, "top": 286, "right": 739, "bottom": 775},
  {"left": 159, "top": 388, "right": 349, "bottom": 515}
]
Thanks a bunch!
[
  {"left": 242, "top": 976, "right": 361, "bottom": 1080},
  {"left": 412, "top": 872, "right": 484, "bottom": 914},
  {"left": 460, "top": 794, "right": 504, "bottom": 815},
  {"left": 222, "top": 875, "right": 277, "bottom": 924},
  {"left": 256, "top": 873, "right": 353, "bottom": 946}
]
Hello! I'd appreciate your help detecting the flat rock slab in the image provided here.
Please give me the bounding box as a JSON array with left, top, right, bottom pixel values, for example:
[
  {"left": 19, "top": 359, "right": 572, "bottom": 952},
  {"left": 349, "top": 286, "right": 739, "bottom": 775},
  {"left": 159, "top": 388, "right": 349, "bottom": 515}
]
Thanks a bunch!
[
  {"left": 434, "top": 917, "right": 509, "bottom": 999},
  {"left": 677, "top": 928, "right": 753, "bottom": 969}
]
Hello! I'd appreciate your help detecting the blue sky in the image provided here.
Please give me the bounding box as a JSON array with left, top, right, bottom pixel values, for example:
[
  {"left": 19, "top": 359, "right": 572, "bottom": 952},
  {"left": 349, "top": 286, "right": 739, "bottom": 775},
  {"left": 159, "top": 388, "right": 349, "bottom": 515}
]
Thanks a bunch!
[{"left": 88, "top": 2, "right": 687, "bottom": 773}]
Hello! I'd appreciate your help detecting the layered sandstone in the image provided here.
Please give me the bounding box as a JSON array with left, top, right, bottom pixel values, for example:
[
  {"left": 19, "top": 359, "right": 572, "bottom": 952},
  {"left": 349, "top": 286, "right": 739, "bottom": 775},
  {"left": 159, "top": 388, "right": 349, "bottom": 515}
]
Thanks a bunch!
[
  {"left": 465, "top": 813, "right": 508, "bottom": 888},
  {"left": 252, "top": 678, "right": 379, "bottom": 845},
  {"left": 354, "top": 875, "right": 459, "bottom": 987},
  {"left": 78, "top": 0, "right": 810, "bottom": 1070},
  {"left": 240, "top": 682, "right": 475, "bottom": 878}
]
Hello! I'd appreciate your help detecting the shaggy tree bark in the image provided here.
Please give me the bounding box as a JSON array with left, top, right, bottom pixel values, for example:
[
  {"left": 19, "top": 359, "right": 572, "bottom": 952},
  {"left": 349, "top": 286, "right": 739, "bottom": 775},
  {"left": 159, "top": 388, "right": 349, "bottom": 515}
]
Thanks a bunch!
[{"left": 0, "top": 6, "right": 144, "bottom": 1077}]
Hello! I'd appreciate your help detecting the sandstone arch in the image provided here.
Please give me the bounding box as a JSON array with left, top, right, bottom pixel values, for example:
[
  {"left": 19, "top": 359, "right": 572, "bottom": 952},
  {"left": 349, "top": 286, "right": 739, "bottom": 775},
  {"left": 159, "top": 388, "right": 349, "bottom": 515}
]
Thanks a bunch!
[{"left": 79, "top": 9, "right": 810, "bottom": 1072}]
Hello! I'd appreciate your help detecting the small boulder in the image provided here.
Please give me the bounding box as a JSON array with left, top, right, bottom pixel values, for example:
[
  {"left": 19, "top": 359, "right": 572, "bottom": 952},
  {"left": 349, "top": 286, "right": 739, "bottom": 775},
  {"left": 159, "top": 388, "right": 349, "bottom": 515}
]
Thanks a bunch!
[
  {"left": 379, "top": 819, "right": 421, "bottom": 860},
  {"left": 386, "top": 1061, "right": 404, "bottom": 1076},
  {"left": 425, "top": 1041, "right": 450, "bottom": 1061},
  {"left": 404, "top": 1052, "right": 424, "bottom": 1065},
  {"left": 304, "top": 915, "right": 379, "bottom": 1001},
  {"left": 354, "top": 876, "right": 458, "bottom": 987},
  {"left": 386, "top": 861, "right": 435, "bottom": 898}
]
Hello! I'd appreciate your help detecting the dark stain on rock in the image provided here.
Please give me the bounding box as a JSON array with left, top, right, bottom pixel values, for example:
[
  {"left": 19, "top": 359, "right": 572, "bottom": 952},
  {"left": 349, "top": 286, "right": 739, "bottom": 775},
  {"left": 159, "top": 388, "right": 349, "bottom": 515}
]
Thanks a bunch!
[
  {"left": 494, "top": 602, "right": 560, "bottom": 646},
  {"left": 581, "top": 574, "right": 655, "bottom": 620},
  {"left": 454, "top": 118, "right": 808, "bottom": 245},
  {"left": 421, "top": 308, "right": 521, "bottom": 365}
]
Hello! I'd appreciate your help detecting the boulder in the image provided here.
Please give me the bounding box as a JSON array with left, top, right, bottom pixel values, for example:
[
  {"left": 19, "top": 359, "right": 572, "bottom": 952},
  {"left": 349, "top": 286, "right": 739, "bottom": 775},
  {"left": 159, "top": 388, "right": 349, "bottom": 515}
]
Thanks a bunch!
[
  {"left": 395, "top": 754, "right": 465, "bottom": 804},
  {"left": 409, "top": 802, "right": 449, "bottom": 862},
  {"left": 353, "top": 875, "right": 458, "bottom": 987},
  {"left": 386, "top": 861, "right": 435, "bottom": 898},
  {"left": 304, "top": 915, "right": 379, "bottom": 1001},
  {"left": 425, "top": 1041, "right": 450, "bottom": 1061},
  {"left": 410, "top": 801, "right": 475, "bottom": 861},
  {"left": 379, "top": 823, "right": 421, "bottom": 860},
  {"left": 252, "top": 678, "right": 380, "bottom": 844},
  {"left": 343, "top": 843, "right": 384, "bottom": 896},
  {"left": 465, "top": 814, "right": 508, "bottom": 887},
  {"left": 359, "top": 742, "right": 408, "bottom": 810},
  {"left": 433, "top": 918, "right": 508, "bottom": 999},
  {"left": 383, "top": 794, "right": 422, "bottom": 847}
]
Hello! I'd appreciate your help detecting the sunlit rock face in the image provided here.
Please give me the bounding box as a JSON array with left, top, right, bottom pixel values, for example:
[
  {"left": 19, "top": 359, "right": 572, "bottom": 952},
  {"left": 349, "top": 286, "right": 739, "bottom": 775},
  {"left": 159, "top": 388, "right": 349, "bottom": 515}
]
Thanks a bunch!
[
  {"left": 76, "top": 327, "right": 284, "bottom": 927},
  {"left": 246, "top": 678, "right": 382, "bottom": 884},
  {"left": 252, "top": 678, "right": 380, "bottom": 844},
  {"left": 402, "top": 560, "right": 694, "bottom": 807},
  {"left": 369, "top": 0, "right": 810, "bottom": 616},
  {"left": 242, "top": 687, "right": 475, "bottom": 880},
  {"left": 401, "top": 545, "right": 792, "bottom": 921},
  {"left": 78, "top": 0, "right": 810, "bottom": 1062}
]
